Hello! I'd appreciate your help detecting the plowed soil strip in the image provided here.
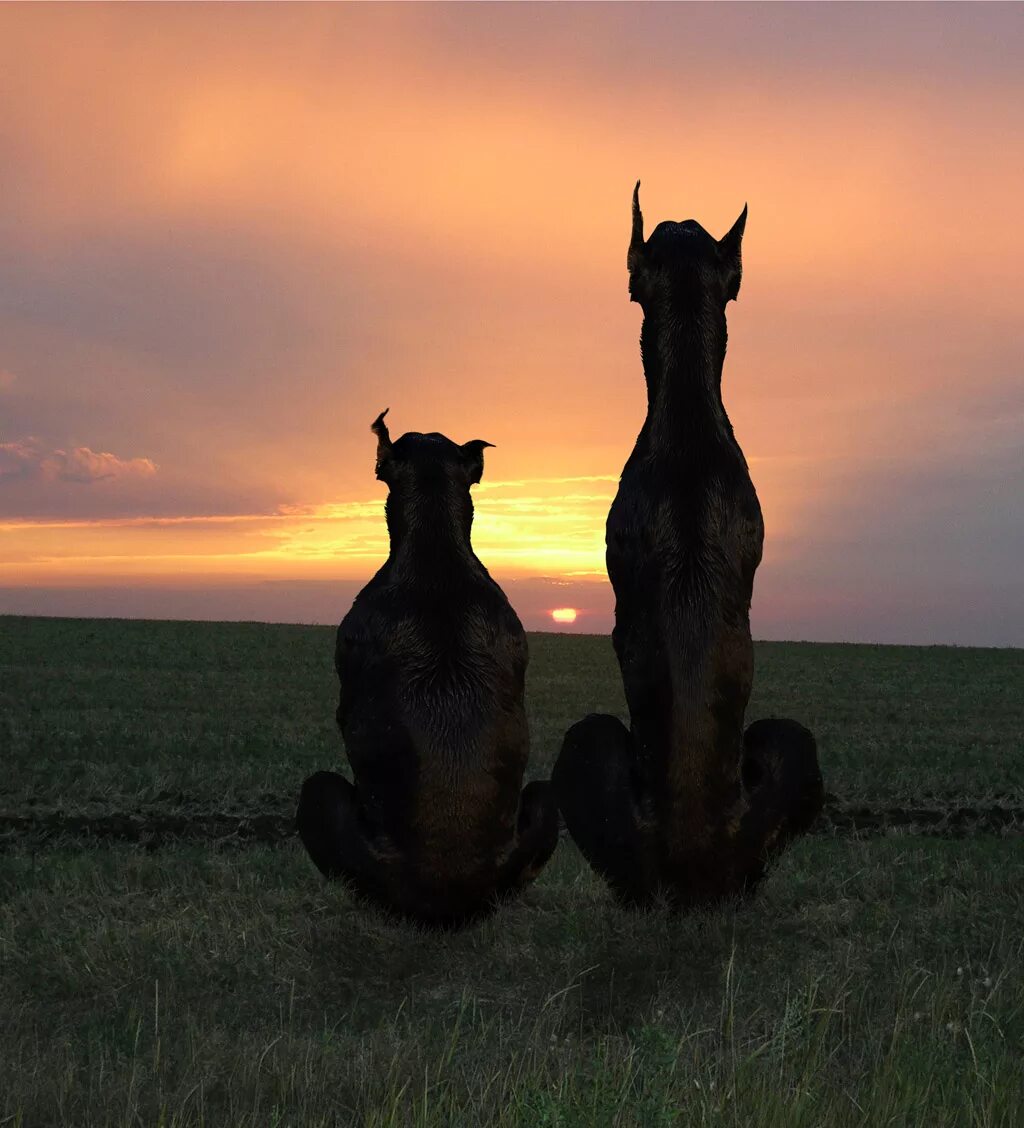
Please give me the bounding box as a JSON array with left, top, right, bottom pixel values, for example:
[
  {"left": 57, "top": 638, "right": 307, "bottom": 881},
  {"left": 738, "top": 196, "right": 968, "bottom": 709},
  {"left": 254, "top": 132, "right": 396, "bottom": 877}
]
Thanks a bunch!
[{"left": 1, "top": 802, "right": 1022, "bottom": 849}]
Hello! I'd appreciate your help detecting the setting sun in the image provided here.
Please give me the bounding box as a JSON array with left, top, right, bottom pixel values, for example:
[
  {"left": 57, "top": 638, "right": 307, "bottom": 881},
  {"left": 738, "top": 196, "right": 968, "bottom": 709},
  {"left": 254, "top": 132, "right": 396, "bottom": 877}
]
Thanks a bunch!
[{"left": 551, "top": 608, "right": 578, "bottom": 624}]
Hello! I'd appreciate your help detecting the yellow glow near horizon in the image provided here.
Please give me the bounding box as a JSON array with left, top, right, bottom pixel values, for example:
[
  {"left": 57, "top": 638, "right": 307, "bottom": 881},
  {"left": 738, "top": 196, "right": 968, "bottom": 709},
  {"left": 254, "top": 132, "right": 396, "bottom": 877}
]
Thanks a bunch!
[
  {"left": 551, "top": 607, "right": 578, "bottom": 624},
  {"left": 0, "top": 477, "right": 613, "bottom": 584},
  {"left": 0, "top": 459, "right": 813, "bottom": 587}
]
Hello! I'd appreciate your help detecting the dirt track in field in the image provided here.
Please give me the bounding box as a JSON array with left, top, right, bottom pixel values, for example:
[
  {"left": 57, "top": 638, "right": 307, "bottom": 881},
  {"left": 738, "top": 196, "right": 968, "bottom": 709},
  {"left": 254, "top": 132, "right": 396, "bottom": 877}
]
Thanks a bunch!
[{"left": 2, "top": 797, "right": 1022, "bottom": 849}]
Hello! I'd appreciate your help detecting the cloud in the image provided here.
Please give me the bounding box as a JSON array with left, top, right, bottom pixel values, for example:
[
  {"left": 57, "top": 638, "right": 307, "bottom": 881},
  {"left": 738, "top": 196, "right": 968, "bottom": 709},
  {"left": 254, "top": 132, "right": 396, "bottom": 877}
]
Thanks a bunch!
[
  {"left": 0, "top": 437, "right": 157, "bottom": 484},
  {"left": 0, "top": 370, "right": 15, "bottom": 390},
  {"left": 57, "top": 445, "right": 158, "bottom": 484},
  {"left": 0, "top": 438, "right": 52, "bottom": 482}
]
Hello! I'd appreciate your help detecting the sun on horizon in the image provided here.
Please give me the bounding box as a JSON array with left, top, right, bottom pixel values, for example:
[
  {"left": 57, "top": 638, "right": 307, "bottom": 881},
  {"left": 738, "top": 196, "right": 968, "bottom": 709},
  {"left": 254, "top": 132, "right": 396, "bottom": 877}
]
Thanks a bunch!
[{"left": 551, "top": 608, "right": 578, "bottom": 624}]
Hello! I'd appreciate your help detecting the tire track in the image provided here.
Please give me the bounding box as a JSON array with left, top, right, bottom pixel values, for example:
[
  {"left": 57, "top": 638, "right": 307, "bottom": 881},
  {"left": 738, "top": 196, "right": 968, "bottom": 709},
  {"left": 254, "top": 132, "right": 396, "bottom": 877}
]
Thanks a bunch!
[{"left": 1, "top": 800, "right": 1023, "bottom": 849}]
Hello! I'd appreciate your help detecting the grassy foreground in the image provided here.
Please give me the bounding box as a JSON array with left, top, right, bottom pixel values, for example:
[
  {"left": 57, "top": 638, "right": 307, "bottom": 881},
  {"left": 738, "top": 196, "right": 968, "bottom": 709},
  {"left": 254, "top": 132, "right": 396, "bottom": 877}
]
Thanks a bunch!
[
  {"left": 1, "top": 616, "right": 1023, "bottom": 1125},
  {"left": 3, "top": 840, "right": 1023, "bottom": 1126},
  {"left": 2, "top": 615, "right": 1022, "bottom": 811}
]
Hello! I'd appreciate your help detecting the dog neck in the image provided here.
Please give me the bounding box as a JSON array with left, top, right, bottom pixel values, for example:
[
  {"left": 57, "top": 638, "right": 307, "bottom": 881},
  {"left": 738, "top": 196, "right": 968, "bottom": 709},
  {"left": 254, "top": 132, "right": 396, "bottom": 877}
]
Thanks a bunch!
[
  {"left": 639, "top": 300, "right": 731, "bottom": 450},
  {"left": 385, "top": 483, "right": 477, "bottom": 571}
]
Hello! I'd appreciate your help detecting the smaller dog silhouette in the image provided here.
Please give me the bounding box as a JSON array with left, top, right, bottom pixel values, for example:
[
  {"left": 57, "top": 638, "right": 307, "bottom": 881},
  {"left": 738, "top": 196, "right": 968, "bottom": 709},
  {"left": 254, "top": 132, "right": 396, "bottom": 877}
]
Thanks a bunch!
[{"left": 297, "top": 411, "right": 558, "bottom": 927}]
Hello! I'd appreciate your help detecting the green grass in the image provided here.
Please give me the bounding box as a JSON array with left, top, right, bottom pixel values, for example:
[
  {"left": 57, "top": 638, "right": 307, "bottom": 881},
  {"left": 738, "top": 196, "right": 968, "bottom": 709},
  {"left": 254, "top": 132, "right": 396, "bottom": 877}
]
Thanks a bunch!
[
  {"left": 3, "top": 840, "right": 1022, "bottom": 1126},
  {"left": 1, "top": 615, "right": 1023, "bottom": 1125},
  {"left": 2, "top": 616, "right": 1022, "bottom": 815}
]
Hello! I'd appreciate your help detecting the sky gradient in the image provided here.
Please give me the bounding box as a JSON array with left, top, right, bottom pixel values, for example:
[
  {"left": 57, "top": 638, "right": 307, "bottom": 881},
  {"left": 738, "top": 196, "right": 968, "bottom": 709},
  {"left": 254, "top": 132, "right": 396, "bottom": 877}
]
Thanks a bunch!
[{"left": 1, "top": 3, "right": 1022, "bottom": 644}]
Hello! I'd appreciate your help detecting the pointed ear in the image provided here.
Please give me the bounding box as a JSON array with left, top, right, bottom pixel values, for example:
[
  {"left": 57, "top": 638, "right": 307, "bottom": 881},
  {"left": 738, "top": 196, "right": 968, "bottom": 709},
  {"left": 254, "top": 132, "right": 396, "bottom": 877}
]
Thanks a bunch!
[
  {"left": 371, "top": 408, "right": 392, "bottom": 480},
  {"left": 626, "top": 180, "right": 645, "bottom": 281},
  {"left": 718, "top": 204, "right": 747, "bottom": 302},
  {"left": 460, "top": 439, "right": 494, "bottom": 486}
]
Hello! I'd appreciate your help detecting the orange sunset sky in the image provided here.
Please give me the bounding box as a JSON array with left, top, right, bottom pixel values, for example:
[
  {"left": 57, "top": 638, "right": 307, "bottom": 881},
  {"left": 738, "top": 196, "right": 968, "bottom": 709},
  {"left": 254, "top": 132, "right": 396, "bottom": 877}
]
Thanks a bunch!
[{"left": 1, "top": 3, "right": 1021, "bottom": 645}]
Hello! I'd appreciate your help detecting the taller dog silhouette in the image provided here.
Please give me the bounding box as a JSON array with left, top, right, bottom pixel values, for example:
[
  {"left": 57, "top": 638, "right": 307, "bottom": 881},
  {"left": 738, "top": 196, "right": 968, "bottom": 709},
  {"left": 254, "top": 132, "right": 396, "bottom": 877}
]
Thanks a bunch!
[
  {"left": 297, "top": 411, "right": 558, "bottom": 927},
  {"left": 553, "top": 185, "right": 823, "bottom": 909}
]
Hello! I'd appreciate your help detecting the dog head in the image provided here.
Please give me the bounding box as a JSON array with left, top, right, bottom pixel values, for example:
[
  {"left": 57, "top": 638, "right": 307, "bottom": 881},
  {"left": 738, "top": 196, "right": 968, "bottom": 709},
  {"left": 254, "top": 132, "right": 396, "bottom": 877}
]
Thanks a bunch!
[
  {"left": 627, "top": 182, "right": 747, "bottom": 313},
  {"left": 371, "top": 410, "right": 493, "bottom": 491}
]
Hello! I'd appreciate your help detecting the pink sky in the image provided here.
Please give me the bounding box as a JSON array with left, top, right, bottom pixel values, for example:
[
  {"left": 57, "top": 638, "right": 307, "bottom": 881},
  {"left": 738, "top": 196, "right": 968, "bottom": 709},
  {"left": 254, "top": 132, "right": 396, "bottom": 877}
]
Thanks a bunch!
[{"left": 1, "top": 4, "right": 1021, "bottom": 644}]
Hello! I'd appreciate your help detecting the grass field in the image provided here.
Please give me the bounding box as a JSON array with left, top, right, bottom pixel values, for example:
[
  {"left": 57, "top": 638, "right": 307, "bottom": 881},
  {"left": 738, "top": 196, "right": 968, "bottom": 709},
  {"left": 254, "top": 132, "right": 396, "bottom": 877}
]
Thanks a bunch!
[{"left": 2, "top": 615, "right": 1023, "bottom": 1125}]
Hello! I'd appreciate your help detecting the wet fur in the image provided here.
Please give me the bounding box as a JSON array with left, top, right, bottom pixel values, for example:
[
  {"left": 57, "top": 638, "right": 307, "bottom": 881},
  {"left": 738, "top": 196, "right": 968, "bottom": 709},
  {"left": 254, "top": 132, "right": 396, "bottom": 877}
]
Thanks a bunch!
[
  {"left": 297, "top": 415, "right": 558, "bottom": 928},
  {"left": 553, "top": 187, "right": 824, "bottom": 908}
]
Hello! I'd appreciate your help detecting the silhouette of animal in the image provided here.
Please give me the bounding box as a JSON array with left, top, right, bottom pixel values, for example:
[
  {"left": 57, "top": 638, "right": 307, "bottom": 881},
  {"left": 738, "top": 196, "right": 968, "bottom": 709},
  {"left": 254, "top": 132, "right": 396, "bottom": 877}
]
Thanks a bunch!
[
  {"left": 553, "top": 185, "right": 823, "bottom": 909},
  {"left": 297, "top": 411, "right": 558, "bottom": 927}
]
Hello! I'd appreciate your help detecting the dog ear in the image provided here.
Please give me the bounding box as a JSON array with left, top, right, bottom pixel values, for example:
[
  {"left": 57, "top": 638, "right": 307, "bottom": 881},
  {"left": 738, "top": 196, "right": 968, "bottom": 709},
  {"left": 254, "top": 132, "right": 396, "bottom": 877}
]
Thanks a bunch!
[
  {"left": 460, "top": 439, "right": 494, "bottom": 486},
  {"left": 371, "top": 409, "right": 393, "bottom": 480},
  {"left": 718, "top": 204, "right": 747, "bottom": 302},
  {"left": 626, "top": 180, "right": 646, "bottom": 300}
]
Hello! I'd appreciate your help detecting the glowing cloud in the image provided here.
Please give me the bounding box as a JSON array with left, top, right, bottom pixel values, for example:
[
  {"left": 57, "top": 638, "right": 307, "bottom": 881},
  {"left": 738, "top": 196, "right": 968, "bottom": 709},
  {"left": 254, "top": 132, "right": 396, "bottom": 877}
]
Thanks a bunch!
[{"left": 0, "top": 437, "right": 157, "bottom": 484}]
